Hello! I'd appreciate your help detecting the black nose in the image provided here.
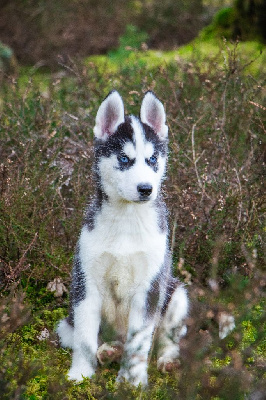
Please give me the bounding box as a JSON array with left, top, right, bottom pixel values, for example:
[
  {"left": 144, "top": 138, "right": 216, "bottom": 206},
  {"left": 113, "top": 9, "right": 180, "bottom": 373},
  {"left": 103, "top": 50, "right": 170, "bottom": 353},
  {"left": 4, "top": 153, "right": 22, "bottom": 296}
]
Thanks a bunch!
[{"left": 137, "top": 184, "right": 153, "bottom": 198}]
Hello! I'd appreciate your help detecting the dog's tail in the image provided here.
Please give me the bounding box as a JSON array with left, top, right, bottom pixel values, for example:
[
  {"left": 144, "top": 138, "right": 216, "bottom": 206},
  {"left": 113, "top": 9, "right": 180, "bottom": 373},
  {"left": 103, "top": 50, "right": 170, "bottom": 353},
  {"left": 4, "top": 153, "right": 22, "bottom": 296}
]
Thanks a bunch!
[{"left": 56, "top": 318, "right": 74, "bottom": 348}]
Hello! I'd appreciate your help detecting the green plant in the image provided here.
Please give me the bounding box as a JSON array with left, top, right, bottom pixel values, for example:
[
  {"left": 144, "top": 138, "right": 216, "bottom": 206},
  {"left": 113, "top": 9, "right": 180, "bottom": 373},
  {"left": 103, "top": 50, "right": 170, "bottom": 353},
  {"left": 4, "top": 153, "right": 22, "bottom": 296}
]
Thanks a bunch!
[{"left": 108, "top": 24, "right": 149, "bottom": 63}]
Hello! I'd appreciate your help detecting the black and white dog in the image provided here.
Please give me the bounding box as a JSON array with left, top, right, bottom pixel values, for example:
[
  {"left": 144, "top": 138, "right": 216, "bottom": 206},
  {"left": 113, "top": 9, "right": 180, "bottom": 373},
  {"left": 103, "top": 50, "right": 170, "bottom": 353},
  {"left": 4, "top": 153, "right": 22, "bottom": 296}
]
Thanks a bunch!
[{"left": 57, "top": 91, "right": 188, "bottom": 386}]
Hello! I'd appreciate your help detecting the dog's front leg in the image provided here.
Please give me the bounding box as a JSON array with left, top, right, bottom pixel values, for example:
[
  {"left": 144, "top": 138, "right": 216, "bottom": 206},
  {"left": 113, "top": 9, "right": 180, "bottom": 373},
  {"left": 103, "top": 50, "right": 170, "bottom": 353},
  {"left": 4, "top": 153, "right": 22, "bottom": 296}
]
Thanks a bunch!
[
  {"left": 117, "top": 290, "right": 156, "bottom": 386},
  {"left": 68, "top": 285, "right": 102, "bottom": 381}
]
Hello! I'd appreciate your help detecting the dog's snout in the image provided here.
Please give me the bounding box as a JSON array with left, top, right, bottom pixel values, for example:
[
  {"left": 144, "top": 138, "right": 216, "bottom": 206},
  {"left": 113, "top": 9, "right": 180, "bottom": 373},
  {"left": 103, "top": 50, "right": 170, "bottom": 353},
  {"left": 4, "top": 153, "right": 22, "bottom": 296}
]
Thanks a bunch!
[{"left": 137, "top": 183, "right": 153, "bottom": 198}]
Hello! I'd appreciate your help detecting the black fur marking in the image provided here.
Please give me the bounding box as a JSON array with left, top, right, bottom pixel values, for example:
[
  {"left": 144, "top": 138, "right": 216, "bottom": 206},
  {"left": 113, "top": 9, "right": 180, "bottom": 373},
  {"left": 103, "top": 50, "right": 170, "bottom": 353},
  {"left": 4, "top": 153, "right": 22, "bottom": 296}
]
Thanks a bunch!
[
  {"left": 155, "top": 196, "right": 168, "bottom": 233},
  {"left": 68, "top": 249, "right": 86, "bottom": 326},
  {"left": 145, "top": 273, "right": 161, "bottom": 320},
  {"left": 84, "top": 189, "right": 107, "bottom": 231},
  {"left": 145, "top": 250, "right": 173, "bottom": 320},
  {"left": 142, "top": 122, "right": 168, "bottom": 157},
  {"left": 161, "top": 277, "right": 180, "bottom": 316},
  {"left": 66, "top": 314, "right": 74, "bottom": 327},
  {"left": 94, "top": 116, "right": 135, "bottom": 160},
  {"left": 116, "top": 155, "right": 136, "bottom": 171}
]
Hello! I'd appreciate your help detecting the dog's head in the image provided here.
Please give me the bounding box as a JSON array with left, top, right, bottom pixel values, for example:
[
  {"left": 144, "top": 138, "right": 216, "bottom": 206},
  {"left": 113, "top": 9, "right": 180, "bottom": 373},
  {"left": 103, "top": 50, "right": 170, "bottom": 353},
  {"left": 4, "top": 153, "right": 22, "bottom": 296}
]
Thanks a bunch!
[{"left": 93, "top": 91, "right": 168, "bottom": 203}]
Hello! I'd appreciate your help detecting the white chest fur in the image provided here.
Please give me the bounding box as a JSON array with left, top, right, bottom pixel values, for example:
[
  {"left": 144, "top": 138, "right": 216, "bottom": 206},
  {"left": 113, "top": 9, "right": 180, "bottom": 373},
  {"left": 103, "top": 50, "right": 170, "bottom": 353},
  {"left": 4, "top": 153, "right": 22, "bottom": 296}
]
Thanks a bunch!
[{"left": 79, "top": 201, "right": 167, "bottom": 296}]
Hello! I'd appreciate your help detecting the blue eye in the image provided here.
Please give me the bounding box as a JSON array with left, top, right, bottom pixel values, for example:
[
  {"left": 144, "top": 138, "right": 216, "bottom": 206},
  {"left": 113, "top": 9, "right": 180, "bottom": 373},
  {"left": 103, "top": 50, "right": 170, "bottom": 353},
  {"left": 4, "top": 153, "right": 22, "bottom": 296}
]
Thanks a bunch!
[
  {"left": 118, "top": 155, "right": 129, "bottom": 163},
  {"left": 149, "top": 155, "right": 157, "bottom": 164}
]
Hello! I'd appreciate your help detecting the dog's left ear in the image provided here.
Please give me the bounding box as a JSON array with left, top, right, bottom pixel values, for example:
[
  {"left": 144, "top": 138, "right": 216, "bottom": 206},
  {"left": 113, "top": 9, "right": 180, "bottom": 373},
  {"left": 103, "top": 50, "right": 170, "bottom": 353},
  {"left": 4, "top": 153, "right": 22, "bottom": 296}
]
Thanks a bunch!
[{"left": 140, "top": 91, "right": 168, "bottom": 140}]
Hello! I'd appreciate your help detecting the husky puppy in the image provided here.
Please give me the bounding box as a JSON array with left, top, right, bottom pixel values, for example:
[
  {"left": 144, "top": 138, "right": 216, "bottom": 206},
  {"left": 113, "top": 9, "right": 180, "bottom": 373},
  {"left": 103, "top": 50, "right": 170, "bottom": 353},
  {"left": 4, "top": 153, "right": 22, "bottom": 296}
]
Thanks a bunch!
[{"left": 57, "top": 91, "right": 188, "bottom": 386}]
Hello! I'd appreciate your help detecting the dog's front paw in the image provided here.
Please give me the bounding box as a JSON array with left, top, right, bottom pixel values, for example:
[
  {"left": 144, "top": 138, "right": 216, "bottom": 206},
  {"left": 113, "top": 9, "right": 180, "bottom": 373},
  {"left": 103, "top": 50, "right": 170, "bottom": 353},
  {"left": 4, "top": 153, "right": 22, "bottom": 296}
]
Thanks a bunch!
[
  {"left": 157, "top": 356, "right": 181, "bottom": 373},
  {"left": 67, "top": 364, "right": 95, "bottom": 382},
  {"left": 97, "top": 341, "right": 124, "bottom": 365}
]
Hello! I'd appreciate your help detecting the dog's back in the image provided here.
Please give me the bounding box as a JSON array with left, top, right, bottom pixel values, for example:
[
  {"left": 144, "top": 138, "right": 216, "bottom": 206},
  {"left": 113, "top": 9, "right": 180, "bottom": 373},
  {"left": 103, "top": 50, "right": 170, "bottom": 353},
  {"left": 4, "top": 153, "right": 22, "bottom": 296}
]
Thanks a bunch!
[{"left": 57, "top": 91, "right": 188, "bottom": 386}]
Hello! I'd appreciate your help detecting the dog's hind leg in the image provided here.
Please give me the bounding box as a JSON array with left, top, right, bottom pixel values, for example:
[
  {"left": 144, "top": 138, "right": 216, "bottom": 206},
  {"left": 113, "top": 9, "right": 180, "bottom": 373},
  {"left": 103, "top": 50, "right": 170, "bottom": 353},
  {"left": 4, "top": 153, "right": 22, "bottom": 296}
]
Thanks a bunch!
[{"left": 157, "top": 283, "right": 188, "bottom": 373}]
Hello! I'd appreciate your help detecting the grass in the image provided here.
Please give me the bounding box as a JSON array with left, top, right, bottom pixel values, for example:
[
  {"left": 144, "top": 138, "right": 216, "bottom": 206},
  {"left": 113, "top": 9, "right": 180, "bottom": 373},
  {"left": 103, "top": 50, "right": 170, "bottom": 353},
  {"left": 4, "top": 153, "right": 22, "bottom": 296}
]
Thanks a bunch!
[{"left": 0, "top": 39, "right": 265, "bottom": 399}]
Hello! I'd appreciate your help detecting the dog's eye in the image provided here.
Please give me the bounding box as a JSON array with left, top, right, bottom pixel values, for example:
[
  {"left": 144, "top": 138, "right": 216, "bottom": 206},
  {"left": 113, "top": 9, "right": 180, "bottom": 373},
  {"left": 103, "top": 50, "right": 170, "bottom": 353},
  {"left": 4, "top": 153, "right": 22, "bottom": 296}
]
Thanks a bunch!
[
  {"left": 149, "top": 155, "right": 157, "bottom": 164},
  {"left": 118, "top": 155, "right": 129, "bottom": 164}
]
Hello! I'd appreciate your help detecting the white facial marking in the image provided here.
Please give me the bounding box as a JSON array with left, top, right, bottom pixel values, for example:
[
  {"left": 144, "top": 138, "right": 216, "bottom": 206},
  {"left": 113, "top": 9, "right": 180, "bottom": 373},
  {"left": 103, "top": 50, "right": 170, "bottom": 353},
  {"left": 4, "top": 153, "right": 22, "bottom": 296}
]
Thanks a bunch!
[
  {"left": 144, "top": 142, "right": 154, "bottom": 159},
  {"left": 130, "top": 116, "right": 146, "bottom": 156},
  {"left": 122, "top": 117, "right": 154, "bottom": 161},
  {"left": 123, "top": 142, "right": 136, "bottom": 159},
  {"left": 130, "top": 116, "right": 156, "bottom": 159}
]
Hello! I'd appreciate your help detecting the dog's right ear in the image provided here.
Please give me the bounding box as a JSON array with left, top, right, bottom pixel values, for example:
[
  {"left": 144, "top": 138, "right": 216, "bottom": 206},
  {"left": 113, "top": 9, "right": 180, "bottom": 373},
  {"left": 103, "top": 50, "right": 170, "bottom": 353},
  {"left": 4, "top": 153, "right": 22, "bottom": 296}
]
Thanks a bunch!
[{"left": 93, "top": 90, "right": 125, "bottom": 141}]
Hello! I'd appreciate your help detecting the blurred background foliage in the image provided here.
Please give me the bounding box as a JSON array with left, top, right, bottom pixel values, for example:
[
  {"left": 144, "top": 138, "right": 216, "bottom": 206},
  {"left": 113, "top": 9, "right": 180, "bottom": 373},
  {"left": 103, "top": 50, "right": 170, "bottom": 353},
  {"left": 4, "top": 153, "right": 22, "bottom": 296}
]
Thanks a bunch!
[{"left": 0, "top": 0, "right": 265, "bottom": 69}]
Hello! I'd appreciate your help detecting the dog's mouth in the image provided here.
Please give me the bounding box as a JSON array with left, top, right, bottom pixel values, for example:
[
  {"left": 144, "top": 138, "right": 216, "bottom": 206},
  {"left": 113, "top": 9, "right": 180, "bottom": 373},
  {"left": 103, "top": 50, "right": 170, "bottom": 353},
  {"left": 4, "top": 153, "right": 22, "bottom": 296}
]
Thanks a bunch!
[
  {"left": 135, "top": 197, "right": 151, "bottom": 203},
  {"left": 119, "top": 195, "right": 151, "bottom": 204},
  {"left": 134, "top": 193, "right": 154, "bottom": 203}
]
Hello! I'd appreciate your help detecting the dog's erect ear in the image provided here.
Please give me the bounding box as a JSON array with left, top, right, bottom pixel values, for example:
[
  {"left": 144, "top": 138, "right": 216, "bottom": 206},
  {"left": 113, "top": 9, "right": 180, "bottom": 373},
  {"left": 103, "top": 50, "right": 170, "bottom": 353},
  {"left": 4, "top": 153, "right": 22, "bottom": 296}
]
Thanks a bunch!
[
  {"left": 94, "top": 90, "right": 125, "bottom": 140},
  {"left": 140, "top": 91, "right": 168, "bottom": 140}
]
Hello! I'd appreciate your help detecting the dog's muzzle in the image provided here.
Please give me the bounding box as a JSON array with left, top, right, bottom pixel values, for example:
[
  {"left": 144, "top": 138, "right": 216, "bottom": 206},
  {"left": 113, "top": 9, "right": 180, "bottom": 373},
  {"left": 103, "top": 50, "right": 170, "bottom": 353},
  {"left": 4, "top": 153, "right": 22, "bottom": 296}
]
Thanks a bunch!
[{"left": 137, "top": 183, "right": 153, "bottom": 201}]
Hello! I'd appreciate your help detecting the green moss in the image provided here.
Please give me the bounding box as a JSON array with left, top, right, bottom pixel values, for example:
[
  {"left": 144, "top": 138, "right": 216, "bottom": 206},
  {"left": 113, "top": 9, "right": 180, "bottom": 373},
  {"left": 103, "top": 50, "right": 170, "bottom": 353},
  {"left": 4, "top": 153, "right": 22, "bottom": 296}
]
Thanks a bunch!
[
  {"left": 212, "top": 356, "right": 232, "bottom": 369},
  {"left": 241, "top": 321, "right": 257, "bottom": 349},
  {"left": 200, "top": 7, "right": 236, "bottom": 41}
]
